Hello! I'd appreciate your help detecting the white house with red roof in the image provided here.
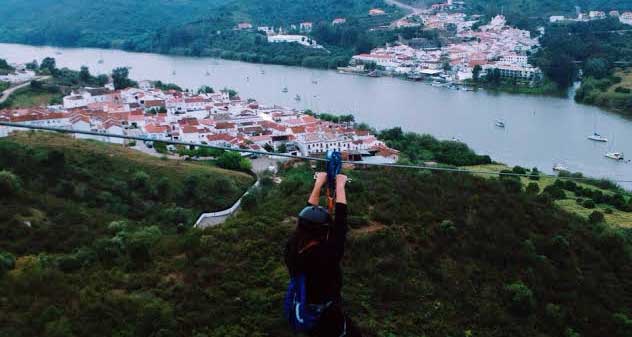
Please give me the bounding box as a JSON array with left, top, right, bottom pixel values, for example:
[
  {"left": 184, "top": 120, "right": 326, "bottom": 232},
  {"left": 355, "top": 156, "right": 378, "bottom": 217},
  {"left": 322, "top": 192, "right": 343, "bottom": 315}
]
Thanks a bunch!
[{"left": 143, "top": 124, "right": 170, "bottom": 140}]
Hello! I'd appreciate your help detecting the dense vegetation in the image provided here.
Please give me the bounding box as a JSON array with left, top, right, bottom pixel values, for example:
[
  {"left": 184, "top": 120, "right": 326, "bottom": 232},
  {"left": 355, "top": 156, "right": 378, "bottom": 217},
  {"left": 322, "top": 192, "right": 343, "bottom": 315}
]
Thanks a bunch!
[
  {"left": 379, "top": 127, "right": 492, "bottom": 166},
  {"left": 1, "top": 134, "right": 631, "bottom": 337},
  {"left": 0, "top": 132, "right": 253, "bottom": 255}
]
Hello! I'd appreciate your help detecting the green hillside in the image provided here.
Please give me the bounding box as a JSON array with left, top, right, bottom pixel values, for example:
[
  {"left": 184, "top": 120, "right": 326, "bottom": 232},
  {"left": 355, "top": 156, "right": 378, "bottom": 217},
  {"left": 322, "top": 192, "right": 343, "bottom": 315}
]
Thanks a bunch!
[
  {"left": 1, "top": 133, "right": 631, "bottom": 337},
  {"left": 0, "top": 0, "right": 397, "bottom": 48},
  {"left": 0, "top": 132, "right": 253, "bottom": 255}
]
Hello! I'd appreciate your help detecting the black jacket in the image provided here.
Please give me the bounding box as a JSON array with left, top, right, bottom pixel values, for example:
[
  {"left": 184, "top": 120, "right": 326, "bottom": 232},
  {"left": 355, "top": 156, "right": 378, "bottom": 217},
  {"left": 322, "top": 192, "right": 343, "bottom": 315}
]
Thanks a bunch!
[{"left": 285, "top": 203, "right": 348, "bottom": 304}]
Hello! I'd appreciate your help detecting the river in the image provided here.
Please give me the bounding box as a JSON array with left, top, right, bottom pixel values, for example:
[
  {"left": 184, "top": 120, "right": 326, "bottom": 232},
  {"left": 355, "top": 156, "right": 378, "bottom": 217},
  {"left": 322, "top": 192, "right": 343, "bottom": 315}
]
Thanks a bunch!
[{"left": 1, "top": 43, "right": 631, "bottom": 188}]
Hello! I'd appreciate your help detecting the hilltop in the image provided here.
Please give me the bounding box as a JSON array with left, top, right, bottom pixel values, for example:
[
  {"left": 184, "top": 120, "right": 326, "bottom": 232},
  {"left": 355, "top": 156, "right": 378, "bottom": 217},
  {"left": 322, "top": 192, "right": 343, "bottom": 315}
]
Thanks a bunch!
[{"left": 1, "top": 132, "right": 631, "bottom": 337}]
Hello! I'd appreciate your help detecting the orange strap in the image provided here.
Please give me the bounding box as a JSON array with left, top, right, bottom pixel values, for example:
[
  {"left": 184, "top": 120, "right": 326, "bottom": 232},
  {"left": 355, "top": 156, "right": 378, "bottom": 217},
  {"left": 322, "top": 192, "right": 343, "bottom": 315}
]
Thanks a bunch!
[
  {"left": 326, "top": 187, "right": 335, "bottom": 214},
  {"left": 299, "top": 240, "right": 320, "bottom": 254}
]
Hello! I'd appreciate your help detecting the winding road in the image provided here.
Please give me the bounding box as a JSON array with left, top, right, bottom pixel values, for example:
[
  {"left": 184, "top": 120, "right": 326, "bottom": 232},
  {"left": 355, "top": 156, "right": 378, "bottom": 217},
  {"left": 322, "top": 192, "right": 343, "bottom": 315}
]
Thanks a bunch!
[{"left": 0, "top": 76, "right": 50, "bottom": 104}]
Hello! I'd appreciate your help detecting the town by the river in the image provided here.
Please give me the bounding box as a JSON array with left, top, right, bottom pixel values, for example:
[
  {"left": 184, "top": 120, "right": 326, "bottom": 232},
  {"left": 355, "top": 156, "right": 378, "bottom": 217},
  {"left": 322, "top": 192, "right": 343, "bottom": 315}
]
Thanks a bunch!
[{"left": 1, "top": 42, "right": 631, "bottom": 188}]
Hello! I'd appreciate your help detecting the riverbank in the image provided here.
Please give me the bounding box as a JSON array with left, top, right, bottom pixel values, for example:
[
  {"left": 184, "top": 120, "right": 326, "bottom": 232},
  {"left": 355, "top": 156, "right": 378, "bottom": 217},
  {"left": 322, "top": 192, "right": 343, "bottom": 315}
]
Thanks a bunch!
[
  {"left": 465, "top": 78, "right": 565, "bottom": 97},
  {"left": 574, "top": 68, "right": 632, "bottom": 117}
]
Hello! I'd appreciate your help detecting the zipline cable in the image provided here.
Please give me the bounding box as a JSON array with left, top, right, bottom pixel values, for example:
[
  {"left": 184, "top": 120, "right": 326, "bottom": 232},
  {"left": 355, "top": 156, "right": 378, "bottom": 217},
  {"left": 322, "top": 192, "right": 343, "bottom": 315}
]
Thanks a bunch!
[{"left": 1, "top": 121, "right": 632, "bottom": 184}]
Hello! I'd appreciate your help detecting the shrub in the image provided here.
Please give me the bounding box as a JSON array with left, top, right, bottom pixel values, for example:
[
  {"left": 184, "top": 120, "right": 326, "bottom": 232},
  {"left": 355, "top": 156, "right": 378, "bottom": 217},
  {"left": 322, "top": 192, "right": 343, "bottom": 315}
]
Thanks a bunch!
[
  {"left": 504, "top": 282, "right": 536, "bottom": 316},
  {"left": 512, "top": 166, "right": 527, "bottom": 175},
  {"left": 526, "top": 182, "right": 540, "bottom": 194},
  {"left": 0, "top": 170, "right": 22, "bottom": 197},
  {"left": 543, "top": 185, "right": 566, "bottom": 200},
  {"left": 583, "top": 199, "right": 596, "bottom": 209},
  {"left": 529, "top": 167, "right": 540, "bottom": 180},
  {"left": 588, "top": 211, "right": 605, "bottom": 224},
  {"left": 439, "top": 219, "right": 457, "bottom": 237},
  {"left": 614, "top": 86, "right": 631, "bottom": 94},
  {"left": 217, "top": 152, "right": 243, "bottom": 170}
]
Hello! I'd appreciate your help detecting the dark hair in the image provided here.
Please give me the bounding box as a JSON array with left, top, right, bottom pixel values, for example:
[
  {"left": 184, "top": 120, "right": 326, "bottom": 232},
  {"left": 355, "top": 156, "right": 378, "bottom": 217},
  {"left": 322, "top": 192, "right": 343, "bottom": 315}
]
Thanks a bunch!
[{"left": 285, "top": 222, "right": 328, "bottom": 276}]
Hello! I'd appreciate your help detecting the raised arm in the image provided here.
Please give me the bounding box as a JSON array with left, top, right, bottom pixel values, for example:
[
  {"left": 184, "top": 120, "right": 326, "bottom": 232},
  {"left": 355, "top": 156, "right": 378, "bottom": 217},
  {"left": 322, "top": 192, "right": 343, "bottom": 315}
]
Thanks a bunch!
[
  {"left": 308, "top": 172, "right": 327, "bottom": 206},
  {"left": 335, "top": 174, "right": 347, "bottom": 205}
]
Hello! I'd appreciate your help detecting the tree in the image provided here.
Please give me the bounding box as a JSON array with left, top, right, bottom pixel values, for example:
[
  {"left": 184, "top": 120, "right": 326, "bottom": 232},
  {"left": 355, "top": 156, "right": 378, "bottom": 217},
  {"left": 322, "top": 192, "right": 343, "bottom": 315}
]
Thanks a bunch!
[
  {"left": 198, "top": 85, "right": 214, "bottom": 94},
  {"left": 79, "top": 66, "right": 91, "bottom": 83},
  {"left": 26, "top": 60, "right": 39, "bottom": 71},
  {"left": 41, "top": 57, "right": 57, "bottom": 74},
  {"left": 504, "top": 282, "right": 536, "bottom": 316},
  {"left": 239, "top": 157, "right": 252, "bottom": 171},
  {"left": 473, "top": 65, "right": 482, "bottom": 82},
  {"left": 583, "top": 58, "right": 609, "bottom": 79},
  {"left": 545, "top": 53, "right": 574, "bottom": 88},
  {"left": 112, "top": 67, "right": 136, "bottom": 90},
  {"left": 277, "top": 143, "right": 288, "bottom": 153},
  {"left": 96, "top": 74, "right": 109, "bottom": 86},
  {"left": 217, "top": 151, "right": 243, "bottom": 170}
]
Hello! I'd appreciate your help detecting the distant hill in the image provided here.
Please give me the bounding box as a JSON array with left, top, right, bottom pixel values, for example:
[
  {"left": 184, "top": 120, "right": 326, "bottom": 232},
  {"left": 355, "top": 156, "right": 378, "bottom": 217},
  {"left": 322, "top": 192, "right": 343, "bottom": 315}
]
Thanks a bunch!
[
  {"left": 0, "top": 132, "right": 631, "bottom": 337},
  {"left": 0, "top": 0, "right": 396, "bottom": 48}
]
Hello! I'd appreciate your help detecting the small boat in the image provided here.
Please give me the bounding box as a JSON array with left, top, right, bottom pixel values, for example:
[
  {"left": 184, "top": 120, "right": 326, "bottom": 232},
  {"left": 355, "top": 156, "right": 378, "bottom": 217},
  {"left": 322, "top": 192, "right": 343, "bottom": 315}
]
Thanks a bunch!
[
  {"left": 588, "top": 133, "right": 608, "bottom": 142},
  {"left": 553, "top": 163, "right": 569, "bottom": 172},
  {"left": 312, "top": 80, "right": 318, "bottom": 84},
  {"left": 205, "top": 70, "right": 210, "bottom": 76},
  {"left": 97, "top": 59, "right": 104, "bottom": 64},
  {"left": 281, "top": 87, "right": 288, "bottom": 93},
  {"left": 495, "top": 120, "right": 506, "bottom": 128},
  {"left": 605, "top": 152, "right": 624, "bottom": 161},
  {"left": 368, "top": 70, "right": 380, "bottom": 77},
  {"left": 260, "top": 70, "right": 265, "bottom": 75},
  {"left": 294, "top": 94, "right": 301, "bottom": 101},
  {"left": 172, "top": 70, "right": 176, "bottom": 75}
]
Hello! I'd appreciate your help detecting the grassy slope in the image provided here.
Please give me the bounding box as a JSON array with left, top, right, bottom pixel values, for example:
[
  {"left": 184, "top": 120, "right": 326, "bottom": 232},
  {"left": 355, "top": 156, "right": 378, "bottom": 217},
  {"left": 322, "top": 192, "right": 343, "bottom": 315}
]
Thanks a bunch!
[
  {"left": 1, "top": 87, "right": 63, "bottom": 108},
  {"left": 10, "top": 132, "right": 250, "bottom": 180},
  {"left": 467, "top": 163, "right": 632, "bottom": 228}
]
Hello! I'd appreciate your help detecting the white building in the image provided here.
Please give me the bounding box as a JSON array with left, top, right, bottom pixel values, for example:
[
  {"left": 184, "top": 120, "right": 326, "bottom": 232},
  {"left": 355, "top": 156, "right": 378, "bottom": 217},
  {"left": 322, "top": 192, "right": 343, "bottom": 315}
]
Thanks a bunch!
[
  {"left": 483, "top": 64, "right": 542, "bottom": 81},
  {"left": 620, "top": 12, "right": 632, "bottom": 25},
  {"left": 268, "top": 35, "right": 320, "bottom": 48},
  {"left": 352, "top": 53, "right": 399, "bottom": 69},
  {"left": 549, "top": 16, "right": 565, "bottom": 23},
  {"left": 500, "top": 54, "right": 529, "bottom": 67},
  {"left": 589, "top": 11, "right": 606, "bottom": 20}
]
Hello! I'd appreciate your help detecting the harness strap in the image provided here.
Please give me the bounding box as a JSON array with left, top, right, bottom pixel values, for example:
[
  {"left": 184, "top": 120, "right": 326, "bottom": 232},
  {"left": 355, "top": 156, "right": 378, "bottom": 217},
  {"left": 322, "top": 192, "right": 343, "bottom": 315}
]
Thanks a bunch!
[{"left": 298, "top": 240, "right": 320, "bottom": 254}]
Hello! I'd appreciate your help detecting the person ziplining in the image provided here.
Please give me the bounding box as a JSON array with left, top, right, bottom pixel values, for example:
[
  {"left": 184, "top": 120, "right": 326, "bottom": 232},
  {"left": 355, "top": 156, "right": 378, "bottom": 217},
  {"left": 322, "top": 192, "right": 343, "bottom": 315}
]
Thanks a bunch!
[{"left": 284, "top": 150, "right": 362, "bottom": 337}]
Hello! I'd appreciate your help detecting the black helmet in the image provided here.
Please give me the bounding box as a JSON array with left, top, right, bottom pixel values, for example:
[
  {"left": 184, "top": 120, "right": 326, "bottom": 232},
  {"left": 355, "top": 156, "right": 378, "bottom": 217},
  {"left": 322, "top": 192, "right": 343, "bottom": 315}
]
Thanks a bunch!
[{"left": 298, "top": 205, "right": 331, "bottom": 232}]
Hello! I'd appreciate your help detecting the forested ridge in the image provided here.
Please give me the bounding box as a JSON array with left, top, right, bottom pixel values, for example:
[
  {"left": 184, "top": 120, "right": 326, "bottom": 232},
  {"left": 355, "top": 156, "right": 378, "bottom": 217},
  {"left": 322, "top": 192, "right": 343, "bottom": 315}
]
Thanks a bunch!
[{"left": 1, "top": 132, "right": 631, "bottom": 337}]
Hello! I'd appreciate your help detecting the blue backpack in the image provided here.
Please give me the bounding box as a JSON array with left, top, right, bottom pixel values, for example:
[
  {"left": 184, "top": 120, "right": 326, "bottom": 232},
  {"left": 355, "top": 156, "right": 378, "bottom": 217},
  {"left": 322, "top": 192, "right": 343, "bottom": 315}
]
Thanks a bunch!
[{"left": 283, "top": 274, "right": 330, "bottom": 332}]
